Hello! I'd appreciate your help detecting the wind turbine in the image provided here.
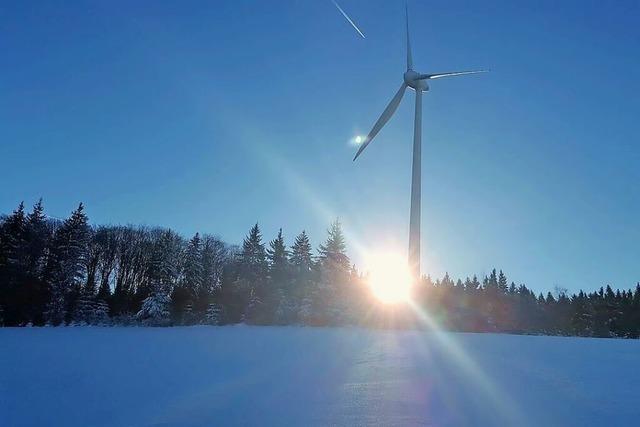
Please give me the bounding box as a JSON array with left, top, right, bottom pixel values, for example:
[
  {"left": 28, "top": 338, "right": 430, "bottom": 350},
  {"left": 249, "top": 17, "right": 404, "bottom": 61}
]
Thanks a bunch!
[{"left": 353, "top": 5, "right": 486, "bottom": 278}]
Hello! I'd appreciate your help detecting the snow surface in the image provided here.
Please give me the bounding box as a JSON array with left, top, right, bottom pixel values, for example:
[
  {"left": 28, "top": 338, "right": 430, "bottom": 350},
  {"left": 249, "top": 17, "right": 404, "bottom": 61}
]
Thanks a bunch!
[{"left": 1, "top": 326, "right": 639, "bottom": 426}]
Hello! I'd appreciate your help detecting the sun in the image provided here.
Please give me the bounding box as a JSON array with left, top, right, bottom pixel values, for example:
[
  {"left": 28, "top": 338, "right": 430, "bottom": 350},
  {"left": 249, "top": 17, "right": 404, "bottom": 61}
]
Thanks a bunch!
[{"left": 365, "top": 252, "right": 414, "bottom": 304}]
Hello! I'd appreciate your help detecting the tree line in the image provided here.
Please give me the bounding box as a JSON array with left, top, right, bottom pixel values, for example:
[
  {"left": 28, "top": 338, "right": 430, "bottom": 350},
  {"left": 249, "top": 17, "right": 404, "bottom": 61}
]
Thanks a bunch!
[{"left": 1, "top": 200, "right": 639, "bottom": 338}]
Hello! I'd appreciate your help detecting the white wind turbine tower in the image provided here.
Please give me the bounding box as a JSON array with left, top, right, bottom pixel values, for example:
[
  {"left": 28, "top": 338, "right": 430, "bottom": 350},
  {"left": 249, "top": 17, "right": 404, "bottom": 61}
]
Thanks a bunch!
[{"left": 353, "top": 5, "right": 487, "bottom": 279}]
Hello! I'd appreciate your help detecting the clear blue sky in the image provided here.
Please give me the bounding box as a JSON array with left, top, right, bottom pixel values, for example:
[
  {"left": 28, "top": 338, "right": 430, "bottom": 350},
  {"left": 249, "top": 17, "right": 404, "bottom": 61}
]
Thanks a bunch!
[{"left": 2, "top": 0, "right": 639, "bottom": 293}]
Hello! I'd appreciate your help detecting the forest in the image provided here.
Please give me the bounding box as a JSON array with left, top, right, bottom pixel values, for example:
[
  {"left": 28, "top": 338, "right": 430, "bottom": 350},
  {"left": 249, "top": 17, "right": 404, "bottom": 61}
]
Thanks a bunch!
[{"left": 1, "top": 200, "right": 639, "bottom": 338}]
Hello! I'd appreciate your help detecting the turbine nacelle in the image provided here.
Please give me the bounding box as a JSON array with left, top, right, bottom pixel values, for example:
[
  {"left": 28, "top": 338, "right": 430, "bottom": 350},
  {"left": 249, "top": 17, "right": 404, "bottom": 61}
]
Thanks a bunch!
[{"left": 404, "top": 70, "right": 429, "bottom": 91}]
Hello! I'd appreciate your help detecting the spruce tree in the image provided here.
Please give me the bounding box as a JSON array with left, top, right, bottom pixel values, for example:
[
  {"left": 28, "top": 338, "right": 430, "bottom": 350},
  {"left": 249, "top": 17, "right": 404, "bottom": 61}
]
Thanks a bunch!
[
  {"left": 0, "top": 202, "right": 27, "bottom": 268},
  {"left": 317, "top": 219, "right": 351, "bottom": 325},
  {"left": 239, "top": 224, "right": 268, "bottom": 285},
  {"left": 43, "top": 203, "right": 90, "bottom": 325},
  {"left": 291, "top": 230, "right": 314, "bottom": 324},
  {"left": 25, "top": 199, "right": 49, "bottom": 277},
  {"left": 318, "top": 219, "right": 350, "bottom": 272},
  {"left": 237, "top": 223, "right": 268, "bottom": 323},
  {"left": 267, "top": 229, "right": 292, "bottom": 323},
  {"left": 290, "top": 230, "right": 313, "bottom": 271},
  {"left": 0, "top": 202, "right": 30, "bottom": 325},
  {"left": 137, "top": 291, "right": 171, "bottom": 326},
  {"left": 267, "top": 228, "right": 289, "bottom": 286}
]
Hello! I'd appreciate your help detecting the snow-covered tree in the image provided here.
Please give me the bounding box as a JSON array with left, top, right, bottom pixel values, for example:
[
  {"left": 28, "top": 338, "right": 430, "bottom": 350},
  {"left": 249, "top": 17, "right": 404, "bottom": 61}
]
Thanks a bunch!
[
  {"left": 43, "top": 203, "right": 90, "bottom": 325},
  {"left": 243, "top": 288, "right": 262, "bottom": 324},
  {"left": 71, "top": 291, "right": 95, "bottom": 326},
  {"left": 206, "top": 303, "right": 223, "bottom": 325},
  {"left": 137, "top": 291, "right": 171, "bottom": 326},
  {"left": 201, "top": 235, "right": 226, "bottom": 297},
  {"left": 94, "top": 299, "right": 110, "bottom": 325},
  {"left": 182, "top": 233, "right": 203, "bottom": 294}
]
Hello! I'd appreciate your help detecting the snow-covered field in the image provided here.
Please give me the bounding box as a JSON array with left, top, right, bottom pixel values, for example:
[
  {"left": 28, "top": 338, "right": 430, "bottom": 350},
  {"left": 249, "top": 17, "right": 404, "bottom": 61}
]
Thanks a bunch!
[{"left": 1, "top": 326, "right": 639, "bottom": 426}]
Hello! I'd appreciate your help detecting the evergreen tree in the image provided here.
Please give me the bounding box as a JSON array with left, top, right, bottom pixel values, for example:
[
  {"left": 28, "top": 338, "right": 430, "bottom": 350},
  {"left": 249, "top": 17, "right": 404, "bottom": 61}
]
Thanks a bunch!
[
  {"left": 267, "top": 228, "right": 290, "bottom": 286},
  {"left": 94, "top": 299, "right": 110, "bottom": 325},
  {"left": 0, "top": 202, "right": 31, "bottom": 325},
  {"left": 318, "top": 219, "right": 350, "bottom": 272},
  {"left": 267, "top": 229, "right": 293, "bottom": 323},
  {"left": 316, "top": 219, "right": 351, "bottom": 325},
  {"left": 24, "top": 199, "right": 49, "bottom": 276},
  {"left": 206, "top": 302, "right": 223, "bottom": 325},
  {"left": 290, "top": 230, "right": 313, "bottom": 271},
  {"left": 0, "top": 202, "right": 27, "bottom": 268},
  {"left": 71, "top": 290, "right": 95, "bottom": 325},
  {"left": 43, "top": 203, "right": 90, "bottom": 325},
  {"left": 137, "top": 291, "right": 171, "bottom": 326},
  {"left": 239, "top": 224, "right": 268, "bottom": 285},
  {"left": 173, "top": 233, "right": 203, "bottom": 322},
  {"left": 182, "top": 233, "right": 204, "bottom": 293},
  {"left": 237, "top": 224, "right": 268, "bottom": 323},
  {"left": 290, "top": 230, "right": 314, "bottom": 324}
]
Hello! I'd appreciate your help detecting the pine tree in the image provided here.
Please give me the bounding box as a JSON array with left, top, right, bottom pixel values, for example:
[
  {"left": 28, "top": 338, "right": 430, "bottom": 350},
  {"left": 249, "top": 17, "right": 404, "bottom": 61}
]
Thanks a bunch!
[
  {"left": 317, "top": 219, "right": 351, "bottom": 325},
  {"left": 267, "top": 228, "right": 290, "bottom": 287},
  {"left": 0, "top": 202, "right": 27, "bottom": 268},
  {"left": 318, "top": 219, "right": 350, "bottom": 272},
  {"left": 290, "top": 230, "right": 313, "bottom": 271},
  {"left": 239, "top": 224, "right": 268, "bottom": 285},
  {"left": 266, "top": 229, "right": 292, "bottom": 323},
  {"left": 237, "top": 224, "right": 268, "bottom": 323},
  {"left": 290, "top": 230, "right": 314, "bottom": 324},
  {"left": 498, "top": 270, "right": 508, "bottom": 293},
  {"left": 25, "top": 199, "right": 49, "bottom": 277},
  {"left": 0, "top": 202, "right": 31, "bottom": 325},
  {"left": 43, "top": 203, "right": 90, "bottom": 325},
  {"left": 571, "top": 290, "right": 593, "bottom": 336}
]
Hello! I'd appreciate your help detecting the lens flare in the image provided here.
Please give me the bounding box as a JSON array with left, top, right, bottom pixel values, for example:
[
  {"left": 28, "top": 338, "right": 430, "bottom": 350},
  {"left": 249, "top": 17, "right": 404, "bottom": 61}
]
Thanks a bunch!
[{"left": 365, "top": 252, "right": 413, "bottom": 303}]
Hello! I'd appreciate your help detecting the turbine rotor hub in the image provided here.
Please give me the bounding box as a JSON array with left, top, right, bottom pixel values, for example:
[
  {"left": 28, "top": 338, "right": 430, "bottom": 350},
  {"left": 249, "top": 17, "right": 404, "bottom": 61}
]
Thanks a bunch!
[{"left": 404, "top": 70, "right": 428, "bottom": 91}]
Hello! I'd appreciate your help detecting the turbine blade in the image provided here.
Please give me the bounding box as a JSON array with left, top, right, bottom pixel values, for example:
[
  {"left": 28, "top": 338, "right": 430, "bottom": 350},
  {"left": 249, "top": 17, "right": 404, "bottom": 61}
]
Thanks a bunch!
[
  {"left": 332, "top": 0, "right": 365, "bottom": 39},
  {"left": 405, "top": 3, "right": 412, "bottom": 70},
  {"left": 417, "top": 70, "right": 488, "bottom": 80},
  {"left": 354, "top": 83, "right": 407, "bottom": 161}
]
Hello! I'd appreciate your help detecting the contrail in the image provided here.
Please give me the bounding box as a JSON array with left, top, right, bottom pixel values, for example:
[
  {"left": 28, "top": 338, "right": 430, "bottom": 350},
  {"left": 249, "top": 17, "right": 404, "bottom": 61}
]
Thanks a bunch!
[{"left": 331, "top": 0, "right": 365, "bottom": 39}]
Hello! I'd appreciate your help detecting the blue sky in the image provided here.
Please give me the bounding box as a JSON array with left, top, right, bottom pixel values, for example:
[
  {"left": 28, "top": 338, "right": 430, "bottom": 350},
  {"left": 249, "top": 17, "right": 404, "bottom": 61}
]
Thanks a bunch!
[{"left": 2, "top": 0, "right": 639, "bottom": 293}]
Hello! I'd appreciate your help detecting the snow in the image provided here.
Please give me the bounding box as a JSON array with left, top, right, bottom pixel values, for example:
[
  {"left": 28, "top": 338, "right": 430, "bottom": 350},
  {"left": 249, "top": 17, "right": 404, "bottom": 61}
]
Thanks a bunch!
[{"left": 1, "top": 326, "right": 639, "bottom": 426}]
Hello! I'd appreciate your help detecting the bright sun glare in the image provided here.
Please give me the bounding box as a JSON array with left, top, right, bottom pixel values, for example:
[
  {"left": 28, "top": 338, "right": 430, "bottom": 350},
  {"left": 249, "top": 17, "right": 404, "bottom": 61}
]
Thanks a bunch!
[
  {"left": 366, "top": 252, "right": 414, "bottom": 304},
  {"left": 354, "top": 135, "right": 363, "bottom": 144}
]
